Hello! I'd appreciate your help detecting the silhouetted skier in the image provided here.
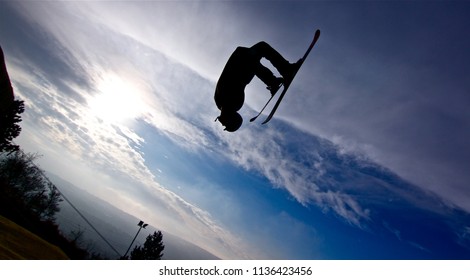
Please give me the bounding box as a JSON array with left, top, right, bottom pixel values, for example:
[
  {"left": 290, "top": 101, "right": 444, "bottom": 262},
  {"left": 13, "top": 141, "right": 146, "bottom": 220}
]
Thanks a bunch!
[{"left": 214, "top": 41, "right": 300, "bottom": 132}]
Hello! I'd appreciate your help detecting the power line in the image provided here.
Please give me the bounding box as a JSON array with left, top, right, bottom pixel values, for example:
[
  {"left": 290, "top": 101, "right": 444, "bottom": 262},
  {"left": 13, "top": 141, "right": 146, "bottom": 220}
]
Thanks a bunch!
[
  {"left": 54, "top": 185, "right": 122, "bottom": 258},
  {"left": 10, "top": 148, "right": 123, "bottom": 258}
]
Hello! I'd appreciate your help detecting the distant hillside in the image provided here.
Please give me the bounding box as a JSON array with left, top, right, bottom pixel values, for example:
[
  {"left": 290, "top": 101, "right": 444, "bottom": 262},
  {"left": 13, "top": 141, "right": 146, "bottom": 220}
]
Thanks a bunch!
[
  {"left": 47, "top": 173, "right": 219, "bottom": 260},
  {"left": 0, "top": 214, "right": 68, "bottom": 260}
]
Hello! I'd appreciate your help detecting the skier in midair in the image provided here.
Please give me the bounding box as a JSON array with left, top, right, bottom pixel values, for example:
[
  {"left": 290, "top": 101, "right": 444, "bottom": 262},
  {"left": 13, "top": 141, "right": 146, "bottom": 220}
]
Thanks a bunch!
[{"left": 214, "top": 41, "right": 300, "bottom": 132}]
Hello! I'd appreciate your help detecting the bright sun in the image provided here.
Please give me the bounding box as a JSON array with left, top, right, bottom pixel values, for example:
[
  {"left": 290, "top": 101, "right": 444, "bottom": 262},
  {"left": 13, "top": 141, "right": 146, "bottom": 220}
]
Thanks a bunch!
[{"left": 88, "top": 74, "right": 146, "bottom": 124}]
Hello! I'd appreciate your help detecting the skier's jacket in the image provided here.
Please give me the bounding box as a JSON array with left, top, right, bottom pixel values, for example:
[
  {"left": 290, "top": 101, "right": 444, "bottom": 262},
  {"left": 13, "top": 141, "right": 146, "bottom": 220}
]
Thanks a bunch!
[{"left": 214, "top": 47, "right": 258, "bottom": 113}]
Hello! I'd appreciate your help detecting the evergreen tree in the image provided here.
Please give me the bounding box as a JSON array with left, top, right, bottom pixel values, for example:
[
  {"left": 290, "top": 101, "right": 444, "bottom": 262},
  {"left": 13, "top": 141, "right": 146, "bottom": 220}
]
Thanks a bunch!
[
  {"left": 130, "top": 231, "right": 165, "bottom": 260},
  {"left": 0, "top": 100, "right": 24, "bottom": 153},
  {"left": 1, "top": 45, "right": 23, "bottom": 153}
]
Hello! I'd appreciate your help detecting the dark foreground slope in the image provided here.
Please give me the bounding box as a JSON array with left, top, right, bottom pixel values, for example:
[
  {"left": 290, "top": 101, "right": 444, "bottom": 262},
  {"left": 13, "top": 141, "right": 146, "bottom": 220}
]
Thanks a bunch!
[{"left": 0, "top": 214, "right": 68, "bottom": 259}]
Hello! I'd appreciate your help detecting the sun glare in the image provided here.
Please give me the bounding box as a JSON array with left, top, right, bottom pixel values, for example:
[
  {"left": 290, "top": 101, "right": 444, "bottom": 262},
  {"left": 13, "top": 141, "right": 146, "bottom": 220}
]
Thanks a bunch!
[{"left": 88, "top": 75, "right": 146, "bottom": 124}]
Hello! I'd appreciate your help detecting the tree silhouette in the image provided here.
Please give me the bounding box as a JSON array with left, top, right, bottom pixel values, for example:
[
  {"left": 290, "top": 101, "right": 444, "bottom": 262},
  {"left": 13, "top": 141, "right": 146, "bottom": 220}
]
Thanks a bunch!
[
  {"left": 0, "top": 151, "right": 62, "bottom": 222},
  {"left": 130, "top": 231, "right": 165, "bottom": 260},
  {"left": 1, "top": 45, "right": 24, "bottom": 153},
  {"left": 0, "top": 100, "right": 25, "bottom": 153}
]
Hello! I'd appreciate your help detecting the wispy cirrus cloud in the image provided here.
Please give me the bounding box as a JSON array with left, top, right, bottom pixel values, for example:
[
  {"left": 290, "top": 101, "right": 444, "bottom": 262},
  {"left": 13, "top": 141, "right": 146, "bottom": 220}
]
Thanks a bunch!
[{"left": 216, "top": 125, "right": 372, "bottom": 227}]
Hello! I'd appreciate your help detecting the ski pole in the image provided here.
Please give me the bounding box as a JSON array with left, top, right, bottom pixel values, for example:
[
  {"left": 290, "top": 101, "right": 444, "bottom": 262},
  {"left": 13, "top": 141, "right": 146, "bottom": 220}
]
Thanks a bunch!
[{"left": 249, "top": 93, "right": 277, "bottom": 122}]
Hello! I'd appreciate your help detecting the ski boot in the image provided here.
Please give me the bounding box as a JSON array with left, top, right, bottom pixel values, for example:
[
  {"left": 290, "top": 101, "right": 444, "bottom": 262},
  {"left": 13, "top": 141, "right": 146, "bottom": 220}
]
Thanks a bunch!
[{"left": 266, "top": 77, "right": 284, "bottom": 96}]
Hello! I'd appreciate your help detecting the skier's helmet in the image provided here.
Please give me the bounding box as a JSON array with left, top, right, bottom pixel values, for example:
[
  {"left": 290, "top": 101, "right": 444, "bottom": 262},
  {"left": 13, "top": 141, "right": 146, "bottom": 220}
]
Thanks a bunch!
[{"left": 217, "top": 111, "right": 243, "bottom": 132}]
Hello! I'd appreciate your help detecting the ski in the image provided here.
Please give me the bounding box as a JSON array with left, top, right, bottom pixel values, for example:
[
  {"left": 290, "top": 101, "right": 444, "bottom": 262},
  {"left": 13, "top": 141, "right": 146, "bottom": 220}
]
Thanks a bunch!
[{"left": 261, "top": 29, "right": 320, "bottom": 125}]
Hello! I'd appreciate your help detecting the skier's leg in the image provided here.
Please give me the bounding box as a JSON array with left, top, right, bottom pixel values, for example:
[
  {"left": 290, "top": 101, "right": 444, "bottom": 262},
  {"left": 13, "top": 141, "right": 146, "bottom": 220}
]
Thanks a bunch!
[
  {"left": 254, "top": 62, "right": 276, "bottom": 85},
  {"left": 250, "top": 41, "right": 293, "bottom": 79},
  {"left": 253, "top": 62, "right": 283, "bottom": 95}
]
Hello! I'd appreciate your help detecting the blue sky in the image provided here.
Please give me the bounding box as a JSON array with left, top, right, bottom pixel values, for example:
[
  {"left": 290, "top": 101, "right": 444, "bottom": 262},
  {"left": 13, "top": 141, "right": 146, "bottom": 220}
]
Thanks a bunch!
[{"left": 1, "top": 1, "right": 470, "bottom": 259}]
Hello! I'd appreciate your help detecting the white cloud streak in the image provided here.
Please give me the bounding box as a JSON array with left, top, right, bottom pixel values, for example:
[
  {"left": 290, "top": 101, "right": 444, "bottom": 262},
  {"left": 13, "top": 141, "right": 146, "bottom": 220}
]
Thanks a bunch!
[{"left": 216, "top": 126, "right": 372, "bottom": 227}]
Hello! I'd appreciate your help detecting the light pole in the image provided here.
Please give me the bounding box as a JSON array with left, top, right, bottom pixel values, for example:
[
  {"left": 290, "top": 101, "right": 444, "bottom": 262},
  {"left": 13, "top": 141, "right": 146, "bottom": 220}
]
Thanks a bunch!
[{"left": 122, "top": 220, "right": 148, "bottom": 259}]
